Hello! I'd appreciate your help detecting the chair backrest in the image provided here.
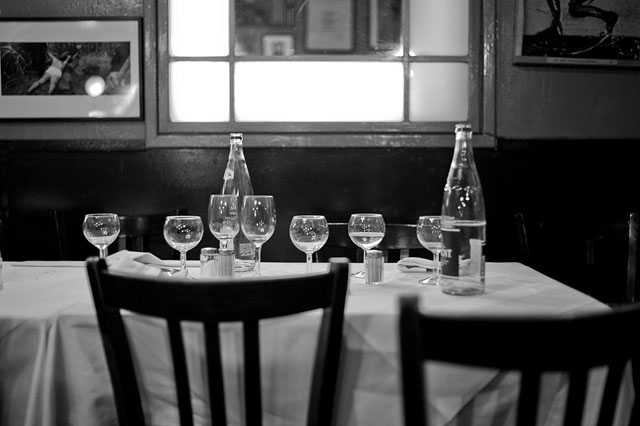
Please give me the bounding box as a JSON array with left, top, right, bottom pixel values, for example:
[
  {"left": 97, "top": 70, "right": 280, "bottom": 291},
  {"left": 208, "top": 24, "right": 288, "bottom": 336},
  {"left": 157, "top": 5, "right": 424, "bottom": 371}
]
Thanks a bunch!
[
  {"left": 0, "top": 209, "right": 67, "bottom": 260},
  {"left": 515, "top": 212, "right": 638, "bottom": 305},
  {"left": 584, "top": 212, "right": 638, "bottom": 305},
  {"left": 86, "top": 257, "right": 350, "bottom": 426},
  {"left": 399, "top": 294, "right": 640, "bottom": 426},
  {"left": 117, "top": 209, "right": 187, "bottom": 259},
  {"left": 319, "top": 222, "right": 426, "bottom": 262}
]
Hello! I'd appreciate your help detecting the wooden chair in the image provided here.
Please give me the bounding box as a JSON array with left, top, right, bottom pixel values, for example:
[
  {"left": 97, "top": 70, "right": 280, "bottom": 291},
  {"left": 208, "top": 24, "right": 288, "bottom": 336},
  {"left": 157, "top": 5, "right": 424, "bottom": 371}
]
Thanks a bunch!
[
  {"left": 0, "top": 209, "right": 68, "bottom": 260},
  {"left": 86, "top": 257, "right": 350, "bottom": 426},
  {"left": 515, "top": 212, "right": 638, "bottom": 305},
  {"left": 398, "top": 294, "right": 640, "bottom": 426},
  {"left": 318, "top": 222, "right": 426, "bottom": 263}
]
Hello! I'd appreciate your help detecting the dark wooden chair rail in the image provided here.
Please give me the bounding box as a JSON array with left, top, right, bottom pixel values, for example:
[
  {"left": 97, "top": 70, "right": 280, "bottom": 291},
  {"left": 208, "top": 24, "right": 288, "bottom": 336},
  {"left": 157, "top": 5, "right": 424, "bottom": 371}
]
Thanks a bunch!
[
  {"left": 515, "top": 212, "right": 639, "bottom": 305},
  {"left": 86, "top": 257, "right": 350, "bottom": 426},
  {"left": 399, "top": 294, "right": 640, "bottom": 426}
]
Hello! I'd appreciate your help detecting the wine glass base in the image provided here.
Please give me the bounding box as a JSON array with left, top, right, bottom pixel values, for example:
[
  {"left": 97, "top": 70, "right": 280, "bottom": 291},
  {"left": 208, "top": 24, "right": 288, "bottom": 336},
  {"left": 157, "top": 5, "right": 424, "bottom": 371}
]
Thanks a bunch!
[{"left": 418, "top": 275, "right": 440, "bottom": 285}]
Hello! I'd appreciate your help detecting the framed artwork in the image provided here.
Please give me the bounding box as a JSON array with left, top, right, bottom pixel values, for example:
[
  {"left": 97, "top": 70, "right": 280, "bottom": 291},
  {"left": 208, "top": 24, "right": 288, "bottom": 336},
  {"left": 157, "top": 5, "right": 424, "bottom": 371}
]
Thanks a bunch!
[
  {"left": 0, "top": 18, "right": 142, "bottom": 119},
  {"left": 304, "top": 0, "right": 354, "bottom": 53},
  {"left": 262, "top": 34, "right": 295, "bottom": 56},
  {"left": 514, "top": 0, "right": 640, "bottom": 67}
]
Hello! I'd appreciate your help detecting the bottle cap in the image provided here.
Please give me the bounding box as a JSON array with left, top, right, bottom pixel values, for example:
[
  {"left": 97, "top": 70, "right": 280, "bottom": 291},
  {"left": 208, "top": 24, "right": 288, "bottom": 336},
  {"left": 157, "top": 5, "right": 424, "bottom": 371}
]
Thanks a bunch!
[{"left": 201, "top": 247, "right": 218, "bottom": 256}]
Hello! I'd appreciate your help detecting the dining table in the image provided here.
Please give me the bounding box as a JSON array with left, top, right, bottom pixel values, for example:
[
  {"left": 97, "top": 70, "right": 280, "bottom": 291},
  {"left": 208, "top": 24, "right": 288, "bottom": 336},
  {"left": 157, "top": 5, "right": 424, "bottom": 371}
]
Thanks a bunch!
[{"left": 0, "top": 258, "right": 633, "bottom": 426}]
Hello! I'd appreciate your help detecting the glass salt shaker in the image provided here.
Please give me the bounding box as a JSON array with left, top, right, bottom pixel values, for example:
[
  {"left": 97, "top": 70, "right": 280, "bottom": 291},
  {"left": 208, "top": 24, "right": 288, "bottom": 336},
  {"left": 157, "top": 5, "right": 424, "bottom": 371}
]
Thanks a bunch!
[
  {"left": 219, "top": 248, "right": 235, "bottom": 278},
  {"left": 200, "top": 247, "right": 218, "bottom": 279},
  {"left": 365, "top": 249, "right": 384, "bottom": 285}
]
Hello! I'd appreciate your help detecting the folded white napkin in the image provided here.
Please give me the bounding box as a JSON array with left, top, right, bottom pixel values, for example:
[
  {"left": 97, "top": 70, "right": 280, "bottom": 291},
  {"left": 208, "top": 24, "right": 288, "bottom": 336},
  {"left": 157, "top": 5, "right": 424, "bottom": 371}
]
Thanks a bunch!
[
  {"left": 397, "top": 257, "right": 435, "bottom": 273},
  {"left": 107, "top": 250, "right": 189, "bottom": 278}
]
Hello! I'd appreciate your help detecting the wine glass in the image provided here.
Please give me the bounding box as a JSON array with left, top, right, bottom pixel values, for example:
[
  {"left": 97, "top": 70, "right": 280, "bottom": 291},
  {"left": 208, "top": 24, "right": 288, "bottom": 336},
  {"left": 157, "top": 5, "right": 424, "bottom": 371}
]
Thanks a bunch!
[
  {"left": 82, "top": 213, "right": 121, "bottom": 259},
  {"left": 289, "top": 215, "right": 329, "bottom": 273},
  {"left": 208, "top": 194, "right": 240, "bottom": 249},
  {"left": 240, "top": 195, "right": 276, "bottom": 275},
  {"left": 348, "top": 213, "right": 385, "bottom": 278},
  {"left": 163, "top": 215, "right": 204, "bottom": 271},
  {"left": 416, "top": 215, "right": 443, "bottom": 285}
]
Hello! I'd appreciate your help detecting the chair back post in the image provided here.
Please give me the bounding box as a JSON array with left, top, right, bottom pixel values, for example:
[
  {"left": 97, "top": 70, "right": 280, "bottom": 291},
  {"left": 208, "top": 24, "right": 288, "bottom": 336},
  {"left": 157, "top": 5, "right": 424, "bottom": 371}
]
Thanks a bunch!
[
  {"left": 399, "top": 295, "right": 427, "bottom": 426},
  {"left": 86, "top": 257, "right": 146, "bottom": 426},
  {"left": 626, "top": 212, "right": 638, "bottom": 303}
]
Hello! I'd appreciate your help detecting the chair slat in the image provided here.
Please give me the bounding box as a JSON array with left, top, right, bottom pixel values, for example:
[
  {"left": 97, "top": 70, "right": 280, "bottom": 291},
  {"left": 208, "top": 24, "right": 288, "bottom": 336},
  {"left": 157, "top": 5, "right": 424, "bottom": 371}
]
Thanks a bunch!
[
  {"left": 597, "top": 361, "right": 625, "bottom": 426},
  {"left": 244, "top": 320, "right": 262, "bottom": 426},
  {"left": 168, "top": 320, "right": 194, "bottom": 426},
  {"left": 204, "top": 322, "right": 227, "bottom": 426},
  {"left": 564, "top": 370, "right": 588, "bottom": 426},
  {"left": 517, "top": 370, "right": 540, "bottom": 426}
]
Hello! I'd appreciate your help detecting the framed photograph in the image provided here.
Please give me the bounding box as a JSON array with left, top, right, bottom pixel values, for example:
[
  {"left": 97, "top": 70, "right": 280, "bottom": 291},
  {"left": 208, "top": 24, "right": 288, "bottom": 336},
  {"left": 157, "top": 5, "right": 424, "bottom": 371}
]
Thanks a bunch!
[
  {"left": 514, "top": 0, "right": 640, "bottom": 67},
  {"left": 262, "top": 34, "right": 295, "bottom": 56},
  {"left": 305, "top": 0, "right": 354, "bottom": 53},
  {"left": 0, "top": 18, "right": 142, "bottom": 119}
]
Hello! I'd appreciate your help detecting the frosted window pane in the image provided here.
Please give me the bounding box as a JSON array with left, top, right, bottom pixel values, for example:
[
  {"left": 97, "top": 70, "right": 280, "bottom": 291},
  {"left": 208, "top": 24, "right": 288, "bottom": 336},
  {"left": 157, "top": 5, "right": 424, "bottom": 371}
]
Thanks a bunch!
[
  {"left": 410, "top": 63, "right": 468, "bottom": 122},
  {"left": 410, "top": 0, "right": 468, "bottom": 56},
  {"left": 170, "top": 62, "right": 229, "bottom": 122},
  {"left": 169, "top": 0, "right": 228, "bottom": 56},
  {"left": 235, "top": 62, "right": 403, "bottom": 122}
]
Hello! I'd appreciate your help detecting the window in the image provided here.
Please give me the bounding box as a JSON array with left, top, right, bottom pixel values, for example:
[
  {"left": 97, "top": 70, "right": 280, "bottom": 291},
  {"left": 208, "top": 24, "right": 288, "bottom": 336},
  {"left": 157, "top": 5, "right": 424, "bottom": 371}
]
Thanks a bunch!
[{"left": 158, "top": 0, "right": 481, "bottom": 136}]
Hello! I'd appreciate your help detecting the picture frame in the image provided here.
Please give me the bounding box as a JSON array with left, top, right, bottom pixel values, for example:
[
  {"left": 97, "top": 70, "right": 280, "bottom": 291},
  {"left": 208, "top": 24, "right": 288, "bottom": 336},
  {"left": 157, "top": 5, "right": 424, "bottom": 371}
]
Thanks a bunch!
[
  {"left": 514, "top": 0, "right": 640, "bottom": 67},
  {"left": 304, "top": 0, "right": 354, "bottom": 53},
  {"left": 0, "top": 18, "right": 142, "bottom": 119},
  {"left": 262, "top": 34, "right": 295, "bottom": 56}
]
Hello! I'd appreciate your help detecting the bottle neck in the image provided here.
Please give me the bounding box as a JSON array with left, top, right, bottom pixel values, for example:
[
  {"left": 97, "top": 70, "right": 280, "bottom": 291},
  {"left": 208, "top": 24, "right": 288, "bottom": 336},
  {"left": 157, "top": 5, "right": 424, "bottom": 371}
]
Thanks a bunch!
[
  {"left": 452, "top": 130, "right": 475, "bottom": 168},
  {"left": 229, "top": 140, "right": 245, "bottom": 159}
]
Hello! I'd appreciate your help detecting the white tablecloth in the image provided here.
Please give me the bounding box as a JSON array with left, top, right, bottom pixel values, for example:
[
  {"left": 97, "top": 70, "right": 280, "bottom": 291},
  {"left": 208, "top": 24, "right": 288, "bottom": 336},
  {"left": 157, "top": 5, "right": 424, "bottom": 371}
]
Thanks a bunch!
[{"left": 0, "top": 261, "right": 630, "bottom": 426}]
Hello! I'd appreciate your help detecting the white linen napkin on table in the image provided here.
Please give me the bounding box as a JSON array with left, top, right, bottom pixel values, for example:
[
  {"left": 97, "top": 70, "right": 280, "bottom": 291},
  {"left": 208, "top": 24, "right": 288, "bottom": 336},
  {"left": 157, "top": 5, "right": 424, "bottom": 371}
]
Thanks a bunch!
[
  {"left": 396, "top": 257, "right": 435, "bottom": 273},
  {"left": 106, "top": 250, "right": 188, "bottom": 278}
]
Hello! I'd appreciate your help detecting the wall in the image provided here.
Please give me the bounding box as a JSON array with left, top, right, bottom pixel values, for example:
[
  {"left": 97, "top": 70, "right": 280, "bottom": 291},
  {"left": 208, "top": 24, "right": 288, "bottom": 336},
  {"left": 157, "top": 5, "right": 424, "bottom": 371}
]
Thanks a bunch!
[{"left": 1, "top": 0, "right": 640, "bottom": 296}]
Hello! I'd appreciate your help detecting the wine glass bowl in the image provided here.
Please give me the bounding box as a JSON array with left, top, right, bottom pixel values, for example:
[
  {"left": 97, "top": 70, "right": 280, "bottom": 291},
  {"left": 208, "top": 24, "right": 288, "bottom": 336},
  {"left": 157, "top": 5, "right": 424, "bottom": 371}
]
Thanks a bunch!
[
  {"left": 208, "top": 194, "right": 240, "bottom": 249},
  {"left": 416, "top": 215, "right": 443, "bottom": 285},
  {"left": 348, "top": 213, "right": 385, "bottom": 277},
  {"left": 82, "top": 213, "right": 121, "bottom": 259},
  {"left": 241, "top": 195, "right": 276, "bottom": 275},
  {"left": 289, "top": 215, "right": 329, "bottom": 273},
  {"left": 163, "top": 215, "right": 204, "bottom": 270}
]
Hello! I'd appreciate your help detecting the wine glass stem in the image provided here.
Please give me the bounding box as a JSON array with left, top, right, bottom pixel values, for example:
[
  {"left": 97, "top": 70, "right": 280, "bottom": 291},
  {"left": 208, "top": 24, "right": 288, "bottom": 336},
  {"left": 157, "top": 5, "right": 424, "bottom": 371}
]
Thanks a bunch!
[
  {"left": 99, "top": 247, "right": 108, "bottom": 259},
  {"left": 255, "top": 244, "right": 263, "bottom": 275},
  {"left": 221, "top": 239, "right": 230, "bottom": 249},
  {"left": 434, "top": 250, "right": 442, "bottom": 281},
  {"left": 306, "top": 253, "right": 313, "bottom": 273},
  {"left": 180, "top": 251, "right": 187, "bottom": 270},
  {"left": 362, "top": 248, "right": 368, "bottom": 270}
]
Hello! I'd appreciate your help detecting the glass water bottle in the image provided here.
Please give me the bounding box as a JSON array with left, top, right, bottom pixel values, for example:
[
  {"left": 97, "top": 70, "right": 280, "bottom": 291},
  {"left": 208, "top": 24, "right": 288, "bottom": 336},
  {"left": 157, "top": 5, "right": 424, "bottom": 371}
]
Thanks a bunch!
[
  {"left": 221, "top": 133, "right": 256, "bottom": 271},
  {"left": 440, "top": 124, "right": 486, "bottom": 295}
]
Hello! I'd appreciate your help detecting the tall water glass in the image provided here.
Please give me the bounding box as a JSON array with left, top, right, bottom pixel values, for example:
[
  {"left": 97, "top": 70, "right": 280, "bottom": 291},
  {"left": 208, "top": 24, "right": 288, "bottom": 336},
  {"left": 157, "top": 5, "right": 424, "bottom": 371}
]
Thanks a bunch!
[
  {"left": 82, "top": 213, "right": 121, "bottom": 259},
  {"left": 208, "top": 194, "right": 240, "bottom": 249},
  {"left": 241, "top": 195, "right": 276, "bottom": 275},
  {"left": 416, "top": 215, "right": 443, "bottom": 285},
  {"left": 348, "top": 213, "right": 385, "bottom": 278},
  {"left": 289, "top": 215, "right": 329, "bottom": 273},
  {"left": 163, "top": 215, "right": 204, "bottom": 270}
]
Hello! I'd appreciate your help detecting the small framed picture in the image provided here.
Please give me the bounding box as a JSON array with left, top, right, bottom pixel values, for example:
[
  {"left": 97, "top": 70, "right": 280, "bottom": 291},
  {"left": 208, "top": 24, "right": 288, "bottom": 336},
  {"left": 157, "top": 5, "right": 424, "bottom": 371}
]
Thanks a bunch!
[
  {"left": 0, "top": 18, "right": 142, "bottom": 119},
  {"left": 305, "top": 0, "right": 354, "bottom": 53},
  {"left": 514, "top": 0, "right": 640, "bottom": 67},
  {"left": 262, "top": 34, "right": 295, "bottom": 56}
]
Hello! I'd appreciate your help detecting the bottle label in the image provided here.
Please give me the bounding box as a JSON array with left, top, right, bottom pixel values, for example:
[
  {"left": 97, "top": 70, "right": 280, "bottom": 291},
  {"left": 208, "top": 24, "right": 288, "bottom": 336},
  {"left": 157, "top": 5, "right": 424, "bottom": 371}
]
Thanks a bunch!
[
  {"left": 223, "top": 168, "right": 234, "bottom": 180},
  {"left": 441, "top": 228, "right": 460, "bottom": 277}
]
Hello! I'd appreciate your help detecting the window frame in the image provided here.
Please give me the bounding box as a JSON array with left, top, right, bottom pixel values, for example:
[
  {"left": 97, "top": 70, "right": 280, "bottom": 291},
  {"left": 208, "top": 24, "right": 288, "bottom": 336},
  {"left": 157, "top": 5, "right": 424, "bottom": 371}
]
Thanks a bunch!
[{"left": 155, "top": 0, "right": 484, "bottom": 137}]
